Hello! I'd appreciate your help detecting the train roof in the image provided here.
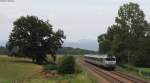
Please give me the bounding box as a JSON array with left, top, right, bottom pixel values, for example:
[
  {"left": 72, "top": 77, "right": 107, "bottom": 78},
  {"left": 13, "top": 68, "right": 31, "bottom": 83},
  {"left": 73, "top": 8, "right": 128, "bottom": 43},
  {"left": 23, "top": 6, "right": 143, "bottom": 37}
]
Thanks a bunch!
[{"left": 84, "top": 54, "right": 116, "bottom": 58}]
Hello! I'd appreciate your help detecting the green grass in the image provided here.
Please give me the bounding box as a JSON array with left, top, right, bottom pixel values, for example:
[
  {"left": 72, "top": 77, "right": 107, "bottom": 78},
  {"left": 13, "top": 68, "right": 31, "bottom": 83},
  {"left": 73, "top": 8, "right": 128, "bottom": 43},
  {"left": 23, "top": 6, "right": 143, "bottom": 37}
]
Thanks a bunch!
[
  {"left": 140, "top": 68, "right": 150, "bottom": 72},
  {"left": 0, "top": 55, "right": 98, "bottom": 83},
  {"left": 116, "top": 64, "right": 150, "bottom": 80},
  {"left": 0, "top": 55, "right": 42, "bottom": 83},
  {"left": 26, "top": 71, "right": 97, "bottom": 83}
]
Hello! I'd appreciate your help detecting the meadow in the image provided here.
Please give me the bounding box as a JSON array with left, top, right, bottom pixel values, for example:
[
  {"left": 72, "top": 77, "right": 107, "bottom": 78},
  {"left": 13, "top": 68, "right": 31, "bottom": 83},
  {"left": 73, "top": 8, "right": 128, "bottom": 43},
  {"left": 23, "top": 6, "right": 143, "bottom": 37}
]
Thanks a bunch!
[
  {"left": 0, "top": 55, "right": 42, "bottom": 83},
  {"left": 0, "top": 55, "right": 97, "bottom": 83}
]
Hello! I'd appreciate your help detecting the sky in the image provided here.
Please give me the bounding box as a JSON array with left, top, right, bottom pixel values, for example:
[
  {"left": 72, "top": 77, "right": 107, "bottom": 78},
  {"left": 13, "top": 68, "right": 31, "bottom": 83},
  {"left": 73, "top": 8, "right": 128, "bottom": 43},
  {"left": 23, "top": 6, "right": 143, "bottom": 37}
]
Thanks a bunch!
[{"left": 0, "top": 0, "right": 150, "bottom": 42}]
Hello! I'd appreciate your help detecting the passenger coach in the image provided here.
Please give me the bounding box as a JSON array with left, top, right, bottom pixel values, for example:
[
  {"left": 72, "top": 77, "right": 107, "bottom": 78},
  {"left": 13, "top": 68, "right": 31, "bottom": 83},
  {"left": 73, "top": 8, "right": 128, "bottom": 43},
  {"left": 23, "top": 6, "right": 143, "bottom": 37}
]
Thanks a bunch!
[{"left": 84, "top": 54, "right": 116, "bottom": 70}]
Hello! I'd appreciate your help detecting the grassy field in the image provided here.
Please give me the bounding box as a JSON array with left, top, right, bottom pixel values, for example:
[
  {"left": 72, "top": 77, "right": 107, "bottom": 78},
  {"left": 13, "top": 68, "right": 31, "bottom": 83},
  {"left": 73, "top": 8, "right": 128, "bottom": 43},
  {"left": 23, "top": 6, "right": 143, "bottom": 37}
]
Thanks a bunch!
[
  {"left": 0, "top": 55, "right": 98, "bottom": 83},
  {"left": 25, "top": 72, "right": 97, "bottom": 83},
  {"left": 116, "top": 65, "right": 150, "bottom": 80},
  {"left": 0, "top": 55, "right": 42, "bottom": 83}
]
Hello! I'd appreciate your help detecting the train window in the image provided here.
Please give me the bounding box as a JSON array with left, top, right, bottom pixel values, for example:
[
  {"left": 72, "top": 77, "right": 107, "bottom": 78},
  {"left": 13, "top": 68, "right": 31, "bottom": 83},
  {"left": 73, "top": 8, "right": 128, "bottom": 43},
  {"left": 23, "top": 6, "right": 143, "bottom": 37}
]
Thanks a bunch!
[{"left": 105, "top": 58, "right": 115, "bottom": 61}]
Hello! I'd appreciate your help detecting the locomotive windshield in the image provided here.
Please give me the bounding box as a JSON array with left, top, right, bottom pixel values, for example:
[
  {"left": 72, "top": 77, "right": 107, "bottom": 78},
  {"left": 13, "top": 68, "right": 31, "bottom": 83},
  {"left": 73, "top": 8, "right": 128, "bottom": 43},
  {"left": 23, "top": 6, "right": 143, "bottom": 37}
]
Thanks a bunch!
[{"left": 105, "top": 58, "right": 115, "bottom": 61}]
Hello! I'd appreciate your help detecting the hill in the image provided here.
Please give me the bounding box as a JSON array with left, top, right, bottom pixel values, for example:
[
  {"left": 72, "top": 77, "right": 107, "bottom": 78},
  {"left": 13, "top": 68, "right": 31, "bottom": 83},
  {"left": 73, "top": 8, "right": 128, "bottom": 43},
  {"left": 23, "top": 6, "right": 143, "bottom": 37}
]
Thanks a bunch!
[
  {"left": 0, "top": 39, "right": 99, "bottom": 51},
  {"left": 63, "top": 39, "right": 98, "bottom": 51}
]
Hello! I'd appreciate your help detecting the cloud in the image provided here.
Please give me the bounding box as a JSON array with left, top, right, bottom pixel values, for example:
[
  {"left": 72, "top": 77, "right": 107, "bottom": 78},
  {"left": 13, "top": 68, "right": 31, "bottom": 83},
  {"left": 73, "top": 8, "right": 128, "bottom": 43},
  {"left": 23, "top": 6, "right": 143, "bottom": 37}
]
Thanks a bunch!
[
  {"left": 0, "top": 0, "right": 150, "bottom": 41},
  {"left": 0, "top": 14, "right": 12, "bottom": 40}
]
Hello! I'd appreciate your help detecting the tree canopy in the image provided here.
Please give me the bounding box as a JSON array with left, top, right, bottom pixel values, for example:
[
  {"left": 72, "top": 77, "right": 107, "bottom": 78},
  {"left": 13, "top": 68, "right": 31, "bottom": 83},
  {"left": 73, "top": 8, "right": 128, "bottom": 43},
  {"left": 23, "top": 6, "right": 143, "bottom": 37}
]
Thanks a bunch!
[
  {"left": 7, "top": 15, "right": 65, "bottom": 64},
  {"left": 98, "top": 2, "right": 150, "bottom": 67}
]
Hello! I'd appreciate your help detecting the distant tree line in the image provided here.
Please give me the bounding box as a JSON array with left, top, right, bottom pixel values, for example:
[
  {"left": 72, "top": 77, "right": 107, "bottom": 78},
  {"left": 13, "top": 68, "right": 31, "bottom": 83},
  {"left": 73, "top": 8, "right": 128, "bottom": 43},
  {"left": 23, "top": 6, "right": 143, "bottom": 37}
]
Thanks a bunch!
[
  {"left": 0, "top": 46, "right": 97, "bottom": 57},
  {"left": 0, "top": 46, "right": 8, "bottom": 55},
  {"left": 98, "top": 2, "right": 150, "bottom": 67},
  {"left": 57, "top": 47, "right": 97, "bottom": 55}
]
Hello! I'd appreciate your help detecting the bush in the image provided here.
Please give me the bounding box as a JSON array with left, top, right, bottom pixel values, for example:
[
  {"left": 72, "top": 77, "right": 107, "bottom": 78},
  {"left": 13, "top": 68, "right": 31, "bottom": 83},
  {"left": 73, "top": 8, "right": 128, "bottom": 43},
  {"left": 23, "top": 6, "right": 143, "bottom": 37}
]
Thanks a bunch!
[
  {"left": 44, "top": 64, "right": 58, "bottom": 70},
  {"left": 58, "top": 55, "right": 75, "bottom": 74},
  {"left": 75, "top": 64, "right": 82, "bottom": 73},
  {"left": 141, "top": 70, "right": 150, "bottom": 77},
  {"left": 121, "top": 64, "right": 139, "bottom": 73}
]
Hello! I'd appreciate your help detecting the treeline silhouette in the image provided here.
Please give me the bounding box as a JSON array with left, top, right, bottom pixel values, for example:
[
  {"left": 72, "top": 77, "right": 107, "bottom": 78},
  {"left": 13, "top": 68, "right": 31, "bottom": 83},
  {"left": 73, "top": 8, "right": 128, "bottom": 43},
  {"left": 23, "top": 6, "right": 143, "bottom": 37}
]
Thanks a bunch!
[
  {"left": 57, "top": 47, "right": 97, "bottom": 55},
  {"left": 0, "top": 46, "right": 8, "bottom": 55},
  {"left": 0, "top": 46, "right": 97, "bottom": 56}
]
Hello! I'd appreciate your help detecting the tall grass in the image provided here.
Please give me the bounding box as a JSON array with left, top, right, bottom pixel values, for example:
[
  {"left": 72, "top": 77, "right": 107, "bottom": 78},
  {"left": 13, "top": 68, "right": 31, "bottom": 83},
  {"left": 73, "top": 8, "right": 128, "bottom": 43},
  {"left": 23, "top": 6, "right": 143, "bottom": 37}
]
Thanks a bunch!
[{"left": 0, "top": 56, "right": 41, "bottom": 83}]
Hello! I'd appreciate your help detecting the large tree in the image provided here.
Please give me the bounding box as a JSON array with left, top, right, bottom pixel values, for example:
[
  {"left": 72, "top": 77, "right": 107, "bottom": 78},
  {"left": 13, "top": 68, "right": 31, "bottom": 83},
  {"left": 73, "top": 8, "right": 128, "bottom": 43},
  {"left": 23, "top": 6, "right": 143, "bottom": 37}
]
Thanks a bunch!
[
  {"left": 115, "top": 2, "right": 148, "bottom": 65},
  {"left": 98, "top": 34, "right": 111, "bottom": 54},
  {"left": 98, "top": 2, "right": 150, "bottom": 67},
  {"left": 7, "top": 15, "right": 65, "bottom": 64}
]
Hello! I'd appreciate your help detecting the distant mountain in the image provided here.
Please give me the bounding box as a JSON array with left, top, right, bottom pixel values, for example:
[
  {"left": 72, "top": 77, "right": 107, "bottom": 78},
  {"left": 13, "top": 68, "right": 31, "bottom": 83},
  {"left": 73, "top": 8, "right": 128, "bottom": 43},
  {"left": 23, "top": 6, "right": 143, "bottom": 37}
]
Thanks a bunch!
[
  {"left": 63, "top": 39, "right": 98, "bottom": 51},
  {"left": 0, "top": 39, "right": 99, "bottom": 51}
]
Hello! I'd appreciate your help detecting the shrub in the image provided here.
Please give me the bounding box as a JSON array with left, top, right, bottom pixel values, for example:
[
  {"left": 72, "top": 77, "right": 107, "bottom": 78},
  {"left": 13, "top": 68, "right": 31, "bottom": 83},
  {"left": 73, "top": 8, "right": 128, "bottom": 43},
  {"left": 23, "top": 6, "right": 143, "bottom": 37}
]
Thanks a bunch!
[
  {"left": 121, "top": 64, "right": 139, "bottom": 72},
  {"left": 44, "top": 64, "right": 58, "bottom": 70},
  {"left": 75, "top": 64, "right": 82, "bottom": 73},
  {"left": 58, "top": 55, "right": 75, "bottom": 74},
  {"left": 141, "top": 70, "right": 150, "bottom": 77}
]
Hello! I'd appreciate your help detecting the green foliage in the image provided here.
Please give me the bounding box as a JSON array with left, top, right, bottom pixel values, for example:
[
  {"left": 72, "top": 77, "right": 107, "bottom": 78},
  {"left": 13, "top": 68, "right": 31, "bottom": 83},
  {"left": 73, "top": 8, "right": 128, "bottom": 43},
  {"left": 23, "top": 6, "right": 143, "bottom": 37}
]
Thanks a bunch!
[
  {"left": 75, "top": 64, "right": 82, "bottom": 74},
  {"left": 57, "top": 47, "right": 97, "bottom": 55},
  {"left": 141, "top": 71, "right": 150, "bottom": 77},
  {"left": 98, "top": 2, "right": 150, "bottom": 67},
  {"left": 7, "top": 15, "right": 65, "bottom": 64},
  {"left": 44, "top": 56, "right": 82, "bottom": 73},
  {"left": 121, "top": 64, "right": 139, "bottom": 73},
  {"left": 120, "top": 64, "right": 150, "bottom": 78},
  {"left": 44, "top": 64, "right": 58, "bottom": 71},
  {"left": 58, "top": 56, "right": 75, "bottom": 74},
  {"left": 98, "top": 34, "right": 111, "bottom": 54}
]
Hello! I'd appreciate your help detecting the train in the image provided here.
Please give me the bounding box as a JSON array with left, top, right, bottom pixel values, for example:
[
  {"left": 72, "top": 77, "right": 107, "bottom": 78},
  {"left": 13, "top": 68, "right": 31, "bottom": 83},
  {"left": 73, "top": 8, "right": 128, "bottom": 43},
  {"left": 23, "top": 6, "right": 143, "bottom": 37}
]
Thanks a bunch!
[{"left": 84, "top": 54, "right": 116, "bottom": 70}]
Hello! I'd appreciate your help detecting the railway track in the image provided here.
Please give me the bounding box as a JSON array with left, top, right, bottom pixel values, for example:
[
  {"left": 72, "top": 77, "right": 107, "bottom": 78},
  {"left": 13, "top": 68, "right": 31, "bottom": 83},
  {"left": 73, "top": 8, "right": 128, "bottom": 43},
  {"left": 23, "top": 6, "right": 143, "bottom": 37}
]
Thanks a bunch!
[
  {"left": 110, "top": 71, "right": 150, "bottom": 83},
  {"left": 79, "top": 59, "right": 150, "bottom": 83}
]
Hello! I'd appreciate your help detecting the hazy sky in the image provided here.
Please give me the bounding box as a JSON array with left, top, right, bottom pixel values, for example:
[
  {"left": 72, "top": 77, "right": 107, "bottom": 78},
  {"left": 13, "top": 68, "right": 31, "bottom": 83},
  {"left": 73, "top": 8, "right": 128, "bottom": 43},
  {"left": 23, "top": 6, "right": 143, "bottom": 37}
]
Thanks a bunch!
[{"left": 0, "top": 0, "right": 150, "bottom": 42}]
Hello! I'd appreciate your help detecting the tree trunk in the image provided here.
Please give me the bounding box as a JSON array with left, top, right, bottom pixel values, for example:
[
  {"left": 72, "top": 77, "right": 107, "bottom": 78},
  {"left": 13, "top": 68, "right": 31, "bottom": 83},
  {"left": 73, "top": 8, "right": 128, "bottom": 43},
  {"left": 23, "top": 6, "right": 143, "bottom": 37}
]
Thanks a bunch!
[
  {"left": 34, "top": 53, "right": 47, "bottom": 64},
  {"left": 51, "top": 54, "right": 56, "bottom": 63}
]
